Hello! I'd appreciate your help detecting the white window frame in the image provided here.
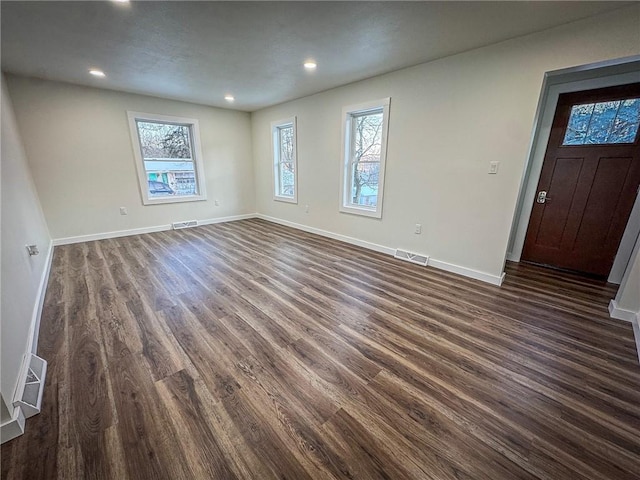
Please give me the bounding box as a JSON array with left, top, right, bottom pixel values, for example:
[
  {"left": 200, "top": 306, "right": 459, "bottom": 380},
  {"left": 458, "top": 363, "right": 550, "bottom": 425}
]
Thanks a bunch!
[
  {"left": 271, "top": 116, "right": 298, "bottom": 204},
  {"left": 339, "top": 98, "right": 390, "bottom": 218},
  {"left": 127, "top": 111, "right": 207, "bottom": 205}
]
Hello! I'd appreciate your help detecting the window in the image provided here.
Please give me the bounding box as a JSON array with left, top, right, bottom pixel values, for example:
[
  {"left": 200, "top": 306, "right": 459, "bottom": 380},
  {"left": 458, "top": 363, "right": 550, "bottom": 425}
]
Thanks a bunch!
[
  {"left": 272, "top": 117, "right": 297, "bottom": 203},
  {"left": 563, "top": 98, "right": 640, "bottom": 145},
  {"left": 128, "top": 112, "right": 207, "bottom": 205},
  {"left": 340, "top": 98, "right": 390, "bottom": 218}
]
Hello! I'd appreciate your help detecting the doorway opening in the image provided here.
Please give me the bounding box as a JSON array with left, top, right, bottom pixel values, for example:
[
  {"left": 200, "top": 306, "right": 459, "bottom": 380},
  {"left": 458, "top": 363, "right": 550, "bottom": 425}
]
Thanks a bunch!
[
  {"left": 507, "top": 57, "right": 640, "bottom": 286},
  {"left": 521, "top": 83, "right": 640, "bottom": 278}
]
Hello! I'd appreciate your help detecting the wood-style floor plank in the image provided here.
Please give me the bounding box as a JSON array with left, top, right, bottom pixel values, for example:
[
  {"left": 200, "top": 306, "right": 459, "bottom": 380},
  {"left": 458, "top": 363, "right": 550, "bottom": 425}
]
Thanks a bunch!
[{"left": 2, "top": 218, "right": 639, "bottom": 479}]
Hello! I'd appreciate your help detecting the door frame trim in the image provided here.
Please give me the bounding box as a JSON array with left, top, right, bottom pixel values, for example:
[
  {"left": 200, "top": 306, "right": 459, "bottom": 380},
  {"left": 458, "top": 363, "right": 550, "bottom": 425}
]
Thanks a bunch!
[
  {"left": 506, "top": 56, "right": 640, "bottom": 280},
  {"left": 610, "top": 191, "right": 640, "bottom": 283}
]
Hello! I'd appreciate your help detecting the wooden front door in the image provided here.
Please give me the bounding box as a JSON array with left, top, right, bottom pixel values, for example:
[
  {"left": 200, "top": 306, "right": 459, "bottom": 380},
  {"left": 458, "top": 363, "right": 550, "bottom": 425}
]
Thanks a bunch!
[{"left": 522, "top": 83, "right": 640, "bottom": 277}]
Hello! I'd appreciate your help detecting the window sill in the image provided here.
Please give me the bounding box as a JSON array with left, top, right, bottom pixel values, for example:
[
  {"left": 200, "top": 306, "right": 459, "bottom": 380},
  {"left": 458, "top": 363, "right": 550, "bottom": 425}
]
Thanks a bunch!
[
  {"left": 339, "top": 204, "right": 382, "bottom": 219},
  {"left": 142, "top": 194, "right": 207, "bottom": 206},
  {"left": 274, "top": 195, "right": 298, "bottom": 204}
]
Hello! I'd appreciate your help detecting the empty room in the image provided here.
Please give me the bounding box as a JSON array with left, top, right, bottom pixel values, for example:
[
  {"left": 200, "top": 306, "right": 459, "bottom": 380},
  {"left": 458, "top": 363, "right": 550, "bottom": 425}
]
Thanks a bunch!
[{"left": 2, "top": 1, "right": 640, "bottom": 479}]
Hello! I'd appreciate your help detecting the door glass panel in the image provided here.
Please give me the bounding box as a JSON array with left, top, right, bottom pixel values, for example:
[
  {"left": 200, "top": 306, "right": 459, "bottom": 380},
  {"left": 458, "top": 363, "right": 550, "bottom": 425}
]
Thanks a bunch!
[
  {"left": 614, "top": 99, "right": 640, "bottom": 143},
  {"left": 563, "top": 98, "right": 640, "bottom": 146},
  {"left": 586, "top": 101, "right": 619, "bottom": 144},
  {"left": 564, "top": 103, "right": 595, "bottom": 145}
]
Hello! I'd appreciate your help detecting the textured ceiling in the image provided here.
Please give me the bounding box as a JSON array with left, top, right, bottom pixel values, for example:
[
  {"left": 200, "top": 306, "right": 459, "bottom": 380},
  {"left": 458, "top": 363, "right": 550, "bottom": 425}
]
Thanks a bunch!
[{"left": 1, "top": 1, "right": 632, "bottom": 111}]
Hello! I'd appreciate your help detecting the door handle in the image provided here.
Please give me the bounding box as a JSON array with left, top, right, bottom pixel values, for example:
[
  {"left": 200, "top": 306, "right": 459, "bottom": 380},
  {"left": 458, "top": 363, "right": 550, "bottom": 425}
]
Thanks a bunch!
[{"left": 536, "top": 190, "right": 550, "bottom": 204}]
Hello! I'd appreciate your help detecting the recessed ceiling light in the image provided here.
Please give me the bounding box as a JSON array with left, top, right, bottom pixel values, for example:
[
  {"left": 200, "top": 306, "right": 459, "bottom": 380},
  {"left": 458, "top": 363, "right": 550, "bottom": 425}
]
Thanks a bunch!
[
  {"left": 304, "top": 61, "right": 317, "bottom": 70},
  {"left": 113, "top": 0, "right": 129, "bottom": 3},
  {"left": 89, "top": 69, "right": 106, "bottom": 77},
  {"left": 224, "top": 94, "right": 235, "bottom": 102}
]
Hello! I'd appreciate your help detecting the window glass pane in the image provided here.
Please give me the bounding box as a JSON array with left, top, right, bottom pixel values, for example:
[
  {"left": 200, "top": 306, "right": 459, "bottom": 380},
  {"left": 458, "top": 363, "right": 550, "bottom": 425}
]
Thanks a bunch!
[
  {"left": 585, "top": 101, "right": 619, "bottom": 144},
  {"left": 136, "top": 121, "right": 192, "bottom": 159},
  {"left": 348, "top": 110, "right": 383, "bottom": 207},
  {"left": 146, "top": 170, "right": 196, "bottom": 197},
  {"left": 611, "top": 99, "right": 640, "bottom": 143},
  {"left": 350, "top": 162, "right": 379, "bottom": 207},
  {"left": 278, "top": 125, "right": 294, "bottom": 164},
  {"left": 279, "top": 162, "right": 295, "bottom": 197},
  {"left": 563, "top": 98, "right": 640, "bottom": 145},
  {"left": 274, "top": 122, "right": 295, "bottom": 199},
  {"left": 353, "top": 111, "right": 383, "bottom": 163},
  {"left": 564, "top": 103, "right": 595, "bottom": 145},
  {"left": 136, "top": 121, "right": 197, "bottom": 197}
]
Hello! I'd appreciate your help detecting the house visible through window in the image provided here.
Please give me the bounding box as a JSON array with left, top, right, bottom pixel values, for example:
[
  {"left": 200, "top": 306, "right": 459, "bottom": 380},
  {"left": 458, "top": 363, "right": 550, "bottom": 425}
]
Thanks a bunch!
[
  {"left": 272, "top": 117, "right": 298, "bottom": 203},
  {"left": 128, "top": 112, "right": 207, "bottom": 205},
  {"left": 340, "top": 98, "right": 390, "bottom": 218}
]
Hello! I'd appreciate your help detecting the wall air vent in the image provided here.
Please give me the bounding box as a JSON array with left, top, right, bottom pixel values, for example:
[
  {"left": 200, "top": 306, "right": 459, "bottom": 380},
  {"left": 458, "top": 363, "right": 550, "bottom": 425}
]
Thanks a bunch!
[
  {"left": 172, "top": 220, "right": 198, "bottom": 230},
  {"left": 394, "top": 249, "right": 429, "bottom": 266}
]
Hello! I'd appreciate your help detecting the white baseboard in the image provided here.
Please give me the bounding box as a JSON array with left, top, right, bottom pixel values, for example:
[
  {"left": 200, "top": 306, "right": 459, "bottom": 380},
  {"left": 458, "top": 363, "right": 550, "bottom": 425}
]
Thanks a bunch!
[
  {"left": 6, "top": 238, "right": 54, "bottom": 435},
  {"left": 30, "top": 240, "right": 55, "bottom": 353},
  {"left": 608, "top": 301, "right": 640, "bottom": 363},
  {"left": 256, "top": 214, "right": 395, "bottom": 256},
  {"left": 505, "top": 251, "right": 519, "bottom": 262},
  {"left": 52, "top": 213, "right": 257, "bottom": 246},
  {"left": 428, "top": 259, "right": 506, "bottom": 286},
  {"left": 53, "top": 224, "right": 171, "bottom": 246},
  {"left": 256, "top": 214, "right": 505, "bottom": 286},
  {"left": 0, "top": 405, "right": 25, "bottom": 444},
  {"left": 633, "top": 316, "right": 640, "bottom": 364},
  {"left": 608, "top": 299, "right": 638, "bottom": 323},
  {"left": 197, "top": 214, "right": 257, "bottom": 227}
]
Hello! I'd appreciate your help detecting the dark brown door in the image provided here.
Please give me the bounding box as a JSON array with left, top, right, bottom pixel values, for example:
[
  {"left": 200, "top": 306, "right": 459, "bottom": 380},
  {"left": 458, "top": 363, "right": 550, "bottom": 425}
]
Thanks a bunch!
[{"left": 522, "top": 83, "right": 640, "bottom": 277}]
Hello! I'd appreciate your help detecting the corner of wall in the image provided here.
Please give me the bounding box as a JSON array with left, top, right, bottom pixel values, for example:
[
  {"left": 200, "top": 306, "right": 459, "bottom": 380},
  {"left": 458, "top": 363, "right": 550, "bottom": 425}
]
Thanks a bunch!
[{"left": 1, "top": 72, "right": 53, "bottom": 422}]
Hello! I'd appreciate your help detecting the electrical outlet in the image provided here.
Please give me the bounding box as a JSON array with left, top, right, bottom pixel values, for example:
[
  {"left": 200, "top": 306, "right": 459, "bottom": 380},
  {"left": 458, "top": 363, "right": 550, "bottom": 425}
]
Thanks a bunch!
[
  {"left": 489, "top": 161, "right": 500, "bottom": 174},
  {"left": 414, "top": 223, "right": 422, "bottom": 234},
  {"left": 119, "top": 207, "right": 128, "bottom": 215},
  {"left": 214, "top": 199, "right": 220, "bottom": 206},
  {"left": 305, "top": 205, "right": 309, "bottom": 213}
]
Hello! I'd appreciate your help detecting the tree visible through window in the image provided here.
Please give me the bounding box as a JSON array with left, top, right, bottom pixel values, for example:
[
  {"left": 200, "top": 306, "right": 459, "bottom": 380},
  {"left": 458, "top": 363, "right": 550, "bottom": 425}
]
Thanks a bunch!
[
  {"left": 128, "top": 112, "right": 207, "bottom": 205},
  {"left": 351, "top": 110, "right": 383, "bottom": 207},
  {"left": 272, "top": 117, "right": 298, "bottom": 203},
  {"left": 341, "top": 98, "right": 390, "bottom": 218},
  {"left": 136, "top": 121, "right": 197, "bottom": 197}
]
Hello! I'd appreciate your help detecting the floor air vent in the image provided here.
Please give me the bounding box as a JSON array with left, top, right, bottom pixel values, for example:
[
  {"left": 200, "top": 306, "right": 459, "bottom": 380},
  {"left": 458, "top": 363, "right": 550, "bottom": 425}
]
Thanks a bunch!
[
  {"left": 172, "top": 220, "right": 198, "bottom": 230},
  {"left": 14, "top": 353, "right": 47, "bottom": 418},
  {"left": 394, "top": 249, "right": 429, "bottom": 266}
]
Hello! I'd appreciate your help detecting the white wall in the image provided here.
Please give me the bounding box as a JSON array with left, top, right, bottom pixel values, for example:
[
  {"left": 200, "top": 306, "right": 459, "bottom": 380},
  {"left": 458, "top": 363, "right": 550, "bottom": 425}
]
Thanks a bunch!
[
  {"left": 251, "top": 5, "right": 640, "bottom": 280},
  {"left": 5, "top": 76, "right": 255, "bottom": 241},
  {"left": 1, "top": 74, "right": 51, "bottom": 414}
]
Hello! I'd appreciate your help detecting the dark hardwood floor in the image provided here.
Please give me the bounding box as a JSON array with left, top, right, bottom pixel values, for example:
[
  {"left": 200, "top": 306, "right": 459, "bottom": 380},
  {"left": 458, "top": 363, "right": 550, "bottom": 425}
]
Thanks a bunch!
[{"left": 2, "top": 218, "right": 639, "bottom": 479}]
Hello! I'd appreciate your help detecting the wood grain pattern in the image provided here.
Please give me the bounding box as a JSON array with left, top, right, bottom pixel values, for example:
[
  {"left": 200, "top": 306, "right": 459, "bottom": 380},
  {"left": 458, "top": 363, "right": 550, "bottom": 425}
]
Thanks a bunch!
[{"left": 2, "top": 218, "right": 639, "bottom": 479}]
